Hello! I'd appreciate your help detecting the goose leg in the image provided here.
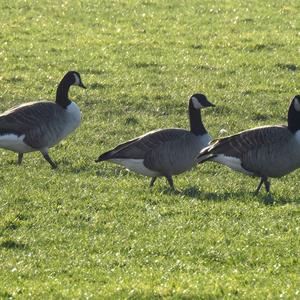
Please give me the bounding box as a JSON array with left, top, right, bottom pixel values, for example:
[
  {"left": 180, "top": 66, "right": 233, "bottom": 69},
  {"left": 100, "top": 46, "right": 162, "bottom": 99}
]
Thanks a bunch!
[
  {"left": 42, "top": 153, "right": 57, "bottom": 169},
  {"left": 17, "top": 153, "right": 23, "bottom": 165},
  {"left": 149, "top": 177, "right": 157, "bottom": 188},
  {"left": 263, "top": 178, "right": 271, "bottom": 193},
  {"left": 254, "top": 178, "right": 264, "bottom": 195},
  {"left": 263, "top": 178, "right": 273, "bottom": 205},
  {"left": 165, "top": 175, "right": 175, "bottom": 190},
  {"left": 254, "top": 176, "right": 270, "bottom": 195}
]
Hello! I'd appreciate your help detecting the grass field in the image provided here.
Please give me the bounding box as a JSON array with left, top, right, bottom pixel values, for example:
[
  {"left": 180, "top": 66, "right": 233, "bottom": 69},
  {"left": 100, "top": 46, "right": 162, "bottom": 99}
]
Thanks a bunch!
[{"left": 1, "top": 0, "right": 300, "bottom": 298}]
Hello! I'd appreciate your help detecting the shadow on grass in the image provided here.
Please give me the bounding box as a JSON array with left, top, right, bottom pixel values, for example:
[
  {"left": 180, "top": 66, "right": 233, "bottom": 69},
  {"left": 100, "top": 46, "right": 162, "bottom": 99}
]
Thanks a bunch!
[
  {"left": 67, "top": 166, "right": 94, "bottom": 174},
  {"left": 181, "top": 187, "right": 249, "bottom": 202},
  {"left": 130, "top": 62, "right": 161, "bottom": 69},
  {"left": 0, "top": 291, "right": 13, "bottom": 299},
  {"left": 0, "top": 239, "right": 27, "bottom": 250},
  {"left": 276, "top": 63, "right": 297, "bottom": 71},
  {"left": 111, "top": 291, "right": 212, "bottom": 299},
  {"left": 54, "top": 165, "right": 300, "bottom": 205},
  {"left": 181, "top": 186, "right": 300, "bottom": 205},
  {"left": 54, "top": 159, "right": 94, "bottom": 174},
  {"left": 83, "top": 69, "right": 106, "bottom": 75},
  {"left": 5, "top": 76, "right": 24, "bottom": 83},
  {"left": 269, "top": 194, "right": 300, "bottom": 205},
  {"left": 89, "top": 82, "right": 111, "bottom": 90}
]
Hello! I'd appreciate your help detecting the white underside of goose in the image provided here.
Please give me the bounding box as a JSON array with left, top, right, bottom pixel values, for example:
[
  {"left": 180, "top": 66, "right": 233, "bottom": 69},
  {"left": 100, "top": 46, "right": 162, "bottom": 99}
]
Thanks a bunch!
[
  {"left": 0, "top": 134, "right": 34, "bottom": 153},
  {"left": 109, "top": 158, "right": 161, "bottom": 177},
  {"left": 212, "top": 154, "right": 254, "bottom": 176}
]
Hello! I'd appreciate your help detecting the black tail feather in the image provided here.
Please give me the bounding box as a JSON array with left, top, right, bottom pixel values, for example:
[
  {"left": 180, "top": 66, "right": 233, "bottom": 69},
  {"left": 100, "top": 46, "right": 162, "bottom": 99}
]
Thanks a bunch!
[
  {"left": 95, "top": 150, "right": 113, "bottom": 162},
  {"left": 198, "top": 154, "right": 217, "bottom": 164}
]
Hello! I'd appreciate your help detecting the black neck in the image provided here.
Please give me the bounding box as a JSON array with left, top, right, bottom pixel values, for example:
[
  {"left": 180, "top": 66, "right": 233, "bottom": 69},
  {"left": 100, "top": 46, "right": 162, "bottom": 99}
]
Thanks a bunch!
[
  {"left": 56, "top": 80, "right": 72, "bottom": 109},
  {"left": 189, "top": 101, "right": 207, "bottom": 136},
  {"left": 288, "top": 102, "right": 300, "bottom": 133}
]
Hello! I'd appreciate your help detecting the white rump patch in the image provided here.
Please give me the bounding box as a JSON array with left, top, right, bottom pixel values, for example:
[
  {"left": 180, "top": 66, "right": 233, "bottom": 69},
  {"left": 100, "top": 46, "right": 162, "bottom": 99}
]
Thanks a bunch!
[
  {"left": 0, "top": 134, "right": 34, "bottom": 153},
  {"left": 294, "top": 98, "right": 300, "bottom": 112},
  {"left": 73, "top": 73, "right": 81, "bottom": 86},
  {"left": 191, "top": 96, "right": 203, "bottom": 109},
  {"left": 109, "top": 158, "right": 161, "bottom": 177},
  {"left": 213, "top": 154, "right": 254, "bottom": 175}
]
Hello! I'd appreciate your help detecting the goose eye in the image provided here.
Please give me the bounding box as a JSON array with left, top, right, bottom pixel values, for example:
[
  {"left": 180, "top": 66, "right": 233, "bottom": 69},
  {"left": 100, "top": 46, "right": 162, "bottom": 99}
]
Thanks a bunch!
[
  {"left": 191, "top": 97, "right": 202, "bottom": 109},
  {"left": 294, "top": 98, "right": 300, "bottom": 112}
]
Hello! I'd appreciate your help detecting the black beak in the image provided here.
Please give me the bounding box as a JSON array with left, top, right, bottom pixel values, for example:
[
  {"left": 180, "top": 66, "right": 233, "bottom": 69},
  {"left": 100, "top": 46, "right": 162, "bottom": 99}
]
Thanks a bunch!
[
  {"left": 79, "top": 82, "right": 87, "bottom": 89},
  {"left": 205, "top": 100, "right": 215, "bottom": 107}
]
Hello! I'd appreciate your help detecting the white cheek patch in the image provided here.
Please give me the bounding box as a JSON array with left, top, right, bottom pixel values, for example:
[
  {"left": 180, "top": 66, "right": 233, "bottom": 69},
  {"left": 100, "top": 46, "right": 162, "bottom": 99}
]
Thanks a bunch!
[
  {"left": 294, "top": 98, "right": 300, "bottom": 112},
  {"left": 74, "top": 73, "right": 80, "bottom": 85},
  {"left": 191, "top": 97, "right": 203, "bottom": 109}
]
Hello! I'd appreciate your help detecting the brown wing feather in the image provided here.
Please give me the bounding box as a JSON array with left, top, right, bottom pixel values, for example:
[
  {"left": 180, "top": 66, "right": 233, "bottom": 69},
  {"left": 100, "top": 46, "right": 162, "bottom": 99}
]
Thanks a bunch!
[
  {"left": 98, "top": 128, "right": 189, "bottom": 160},
  {"left": 0, "top": 101, "right": 63, "bottom": 148},
  {"left": 0, "top": 102, "right": 58, "bottom": 131},
  {"left": 143, "top": 130, "right": 197, "bottom": 174},
  {"left": 200, "top": 125, "right": 290, "bottom": 159}
]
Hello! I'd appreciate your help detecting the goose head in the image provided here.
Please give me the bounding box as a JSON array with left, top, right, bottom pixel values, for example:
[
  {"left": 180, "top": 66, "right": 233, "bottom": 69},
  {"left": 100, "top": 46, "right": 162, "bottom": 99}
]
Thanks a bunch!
[
  {"left": 190, "top": 93, "right": 215, "bottom": 110},
  {"left": 63, "top": 71, "right": 86, "bottom": 89},
  {"left": 188, "top": 93, "right": 215, "bottom": 136},
  {"left": 56, "top": 71, "right": 86, "bottom": 108},
  {"left": 288, "top": 95, "right": 300, "bottom": 134}
]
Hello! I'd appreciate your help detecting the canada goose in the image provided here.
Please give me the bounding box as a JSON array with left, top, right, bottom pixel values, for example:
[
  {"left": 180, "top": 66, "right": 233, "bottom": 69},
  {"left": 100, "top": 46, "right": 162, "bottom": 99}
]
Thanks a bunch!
[
  {"left": 96, "top": 93, "right": 215, "bottom": 189},
  {"left": 0, "top": 71, "right": 86, "bottom": 168},
  {"left": 198, "top": 95, "right": 300, "bottom": 194}
]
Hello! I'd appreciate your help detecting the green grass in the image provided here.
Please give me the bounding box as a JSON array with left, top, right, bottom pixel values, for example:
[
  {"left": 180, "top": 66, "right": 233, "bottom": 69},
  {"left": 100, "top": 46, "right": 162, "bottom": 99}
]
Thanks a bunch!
[{"left": 1, "top": 0, "right": 300, "bottom": 298}]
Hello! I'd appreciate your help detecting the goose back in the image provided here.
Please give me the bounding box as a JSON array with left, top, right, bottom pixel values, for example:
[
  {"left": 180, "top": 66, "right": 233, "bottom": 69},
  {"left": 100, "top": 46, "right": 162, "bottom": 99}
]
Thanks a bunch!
[
  {"left": 100, "top": 128, "right": 211, "bottom": 175},
  {"left": 100, "top": 129, "right": 189, "bottom": 160},
  {"left": 0, "top": 101, "right": 80, "bottom": 150},
  {"left": 202, "top": 125, "right": 300, "bottom": 177}
]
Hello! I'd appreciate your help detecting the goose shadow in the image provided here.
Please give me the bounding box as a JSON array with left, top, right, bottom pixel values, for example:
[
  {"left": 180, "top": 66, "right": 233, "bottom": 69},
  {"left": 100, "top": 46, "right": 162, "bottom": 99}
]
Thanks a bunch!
[
  {"left": 67, "top": 166, "right": 94, "bottom": 174},
  {"left": 268, "top": 194, "right": 300, "bottom": 205},
  {"left": 181, "top": 187, "right": 249, "bottom": 202},
  {"left": 0, "top": 239, "right": 27, "bottom": 250},
  {"left": 53, "top": 158, "right": 99, "bottom": 174},
  {"left": 181, "top": 187, "right": 300, "bottom": 205}
]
